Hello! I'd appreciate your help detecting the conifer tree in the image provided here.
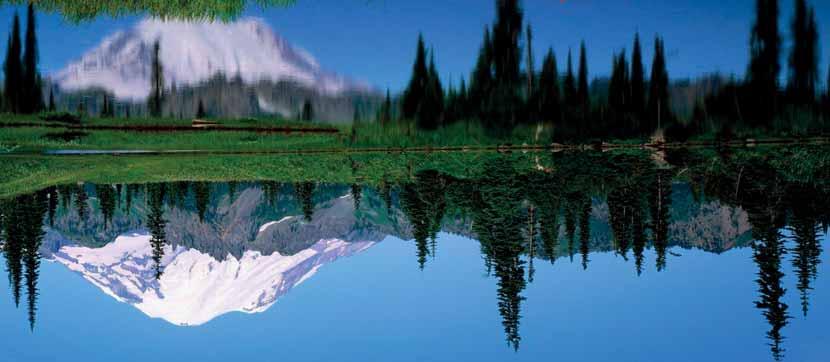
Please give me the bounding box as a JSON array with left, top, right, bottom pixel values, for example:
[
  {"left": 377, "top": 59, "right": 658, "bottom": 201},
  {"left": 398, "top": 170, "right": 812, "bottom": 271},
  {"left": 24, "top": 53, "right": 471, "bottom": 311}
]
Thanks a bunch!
[
  {"left": 492, "top": 0, "right": 523, "bottom": 89},
  {"left": 418, "top": 52, "right": 444, "bottom": 129},
  {"left": 301, "top": 99, "right": 313, "bottom": 121},
  {"left": 470, "top": 28, "right": 494, "bottom": 119},
  {"left": 196, "top": 99, "right": 206, "bottom": 119},
  {"left": 787, "top": 0, "right": 819, "bottom": 104},
  {"left": 22, "top": 4, "right": 42, "bottom": 114},
  {"left": 489, "top": 0, "right": 524, "bottom": 128},
  {"left": 525, "top": 24, "right": 535, "bottom": 102},
  {"left": 648, "top": 37, "right": 671, "bottom": 130},
  {"left": 379, "top": 89, "right": 392, "bottom": 126},
  {"left": 630, "top": 33, "right": 646, "bottom": 121},
  {"left": 577, "top": 42, "right": 590, "bottom": 119},
  {"left": 47, "top": 88, "right": 55, "bottom": 112},
  {"left": 101, "top": 94, "right": 112, "bottom": 117},
  {"left": 608, "top": 51, "right": 630, "bottom": 114},
  {"left": 3, "top": 13, "right": 22, "bottom": 114},
  {"left": 748, "top": 0, "right": 781, "bottom": 125},
  {"left": 563, "top": 49, "right": 577, "bottom": 110},
  {"left": 458, "top": 77, "right": 468, "bottom": 119},
  {"left": 538, "top": 48, "right": 561, "bottom": 122},
  {"left": 147, "top": 40, "right": 164, "bottom": 118},
  {"left": 402, "top": 34, "right": 429, "bottom": 121}
]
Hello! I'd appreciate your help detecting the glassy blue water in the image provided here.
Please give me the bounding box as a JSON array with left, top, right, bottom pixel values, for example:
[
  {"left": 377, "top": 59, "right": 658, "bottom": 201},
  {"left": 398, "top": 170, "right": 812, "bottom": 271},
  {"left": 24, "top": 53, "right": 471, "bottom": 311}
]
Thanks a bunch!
[{"left": 1, "top": 231, "right": 826, "bottom": 362}]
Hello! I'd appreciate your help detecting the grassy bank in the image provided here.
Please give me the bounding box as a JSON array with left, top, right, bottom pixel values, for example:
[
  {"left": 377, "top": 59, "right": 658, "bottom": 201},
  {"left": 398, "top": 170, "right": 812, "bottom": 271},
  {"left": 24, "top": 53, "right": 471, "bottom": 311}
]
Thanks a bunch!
[
  {"left": 0, "top": 114, "right": 561, "bottom": 153},
  {"left": 3, "top": 113, "right": 830, "bottom": 154},
  {"left": 2, "top": 144, "right": 828, "bottom": 199}
]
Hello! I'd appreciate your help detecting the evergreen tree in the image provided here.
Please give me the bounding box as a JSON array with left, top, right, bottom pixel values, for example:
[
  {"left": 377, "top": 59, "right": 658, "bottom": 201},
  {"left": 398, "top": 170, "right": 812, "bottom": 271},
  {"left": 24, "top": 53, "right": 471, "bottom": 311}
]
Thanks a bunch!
[
  {"left": 301, "top": 99, "right": 313, "bottom": 121},
  {"left": 293, "top": 182, "right": 316, "bottom": 222},
  {"left": 492, "top": 0, "right": 523, "bottom": 90},
  {"left": 147, "top": 40, "right": 164, "bottom": 118},
  {"left": 418, "top": 51, "right": 444, "bottom": 129},
  {"left": 747, "top": 0, "right": 781, "bottom": 125},
  {"left": 379, "top": 89, "right": 392, "bottom": 126},
  {"left": 608, "top": 51, "right": 630, "bottom": 115},
  {"left": 577, "top": 42, "right": 590, "bottom": 113},
  {"left": 194, "top": 182, "right": 210, "bottom": 222},
  {"left": 630, "top": 33, "right": 646, "bottom": 122},
  {"left": 101, "top": 94, "right": 112, "bottom": 117},
  {"left": 469, "top": 28, "right": 494, "bottom": 119},
  {"left": 402, "top": 34, "right": 429, "bottom": 121},
  {"left": 3, "top": 13, "right": 22, "bottom": 114},
  {"left": 525, "top": 24, "right": 536, "bottom": 112},
  {"left": 73, "top": 184, "right": 88, "bottom": 220},
  {"left": 537, "top": 48, "right": 561, "bottom": 122},
  {"left": 196, "top": 99, "right": 206, "bottom": 119},
  {"left": 563, "top": 50, "right": 577, "bottom": 111},
  {"left": 147, "top": 183, "right": 167, "bottom": 280},
  {"left": 47, "top": 87, "right": 55, "bottom": 112},
  {"left": 22, "top": 4, "right": 42, "bottom": 114},
  {"left": 488, "top": 0, "right": 524, "bottom": 129},
  {"left": 648, "top": 37, "right": 671, "bottom": 131},
  {"left": 95, "top": 184, "right": 116, "bottom": 226},
  {"left": 351, "top": 183, "right": 362, "bottom": 211},
  {"left": 787, "top": 0, "right": 819, "bottom": 105}
]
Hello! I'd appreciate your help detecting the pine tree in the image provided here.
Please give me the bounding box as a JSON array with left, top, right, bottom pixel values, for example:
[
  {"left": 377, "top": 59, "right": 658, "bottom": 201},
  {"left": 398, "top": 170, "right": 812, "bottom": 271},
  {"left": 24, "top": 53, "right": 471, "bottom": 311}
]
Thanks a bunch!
[
  {"left": 538, "top": 48, "right": 561, "bottom": 122},
  {"left": 563, "top": 49, "right": 577, "bottom": 110},
  {"left": 22, "top": 4, "right": 42, "bottom": 114},
  {"left": 470, "top": 28, "right": 494, "bottom": 120},
  {"left": 630, "top": 33, "right": 646, "bottom": 121},
  {"left": 648, "top": 37, "right": 671, "bottom": 131},
  {"left": 402, "top": 34, "right": 429, "bottom": 121},
  {"left": 492, "top": 0, "right": 523, "bottom": 88},
  {"left": 748, "top": 0, "right": 781, "bottom": 125},
  {"left": 787, "top": 0, "right": 818, "bottom": 105},
  {"left": 147, "top": 40, "right": 164, "bottom": 118},
  {"left": 196, "top": 99, "right": 206, "bottom": 119},
  {"left": 489, "top": 0, "right": 524, "bottom": 128},
  {"left": 47, "top": 88, "right": 55, "bottom": 112},
  {"left": 418, "top": 51, "right": 444, "bottom": 129},
  {"left": 101, "top": 94, "right": 113, "bottom": 117},
  {"left": 608, "top": 51, "right": 630, "bottom": 114},
  {"left": 525, "top": 24, "right": 535, "bottom": 103},
  {"left": 301, "top": 99, "right": 313, "bottom": 121},
  {"left": 577, "top": 42, "right": 590, "bottom": 117},
  {"left": 379, "top": 89, "right": 392, "bottom": 126},
  {"left": 3, "top": 13, "right": 22, "bottom": 114}
]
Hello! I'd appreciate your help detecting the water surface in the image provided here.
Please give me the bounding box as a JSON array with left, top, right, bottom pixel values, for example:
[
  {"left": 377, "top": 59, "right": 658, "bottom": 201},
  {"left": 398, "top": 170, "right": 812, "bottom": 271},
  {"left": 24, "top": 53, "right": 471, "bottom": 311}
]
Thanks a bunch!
[{"left": 0, "top": 149, "right": 827, "bottom": 361}]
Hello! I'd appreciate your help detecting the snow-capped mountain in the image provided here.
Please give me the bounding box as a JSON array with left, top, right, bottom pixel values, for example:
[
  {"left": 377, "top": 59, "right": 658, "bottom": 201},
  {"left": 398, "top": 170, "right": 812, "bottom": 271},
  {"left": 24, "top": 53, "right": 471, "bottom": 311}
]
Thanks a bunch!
[
  {"left": 50, "top": 233, "right": 375, "bottom": 326},
  {"left": 54, "top": 18, "right": 366, "bottom": 100}
]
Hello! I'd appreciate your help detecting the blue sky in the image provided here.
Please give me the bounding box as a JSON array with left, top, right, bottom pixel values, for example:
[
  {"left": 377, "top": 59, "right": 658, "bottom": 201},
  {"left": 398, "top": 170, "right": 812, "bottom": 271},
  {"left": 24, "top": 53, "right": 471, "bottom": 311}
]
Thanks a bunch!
[{"left": 1, "top": 0, "right": 829, "bottom": 91}]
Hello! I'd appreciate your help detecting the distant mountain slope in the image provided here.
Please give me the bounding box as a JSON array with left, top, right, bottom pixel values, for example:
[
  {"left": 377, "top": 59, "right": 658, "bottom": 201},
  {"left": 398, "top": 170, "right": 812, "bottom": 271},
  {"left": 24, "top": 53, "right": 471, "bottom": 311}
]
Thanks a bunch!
[{"left": 54, "top": 18, "right": 368, "bottom": 100}]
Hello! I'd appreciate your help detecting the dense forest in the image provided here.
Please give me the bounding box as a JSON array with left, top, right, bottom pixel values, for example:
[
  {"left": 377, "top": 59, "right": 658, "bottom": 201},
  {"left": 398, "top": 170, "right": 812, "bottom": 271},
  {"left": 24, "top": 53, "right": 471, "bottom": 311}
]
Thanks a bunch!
[{"left": 395, "top": 0, "right": 830, "bottom": 142}]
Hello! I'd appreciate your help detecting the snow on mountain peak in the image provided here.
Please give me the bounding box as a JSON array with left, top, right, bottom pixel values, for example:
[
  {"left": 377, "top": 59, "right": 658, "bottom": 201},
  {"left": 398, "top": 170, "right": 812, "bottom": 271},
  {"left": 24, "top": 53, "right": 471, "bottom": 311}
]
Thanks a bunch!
[
  {"left": 51, "top": 233, "right": 375, "bottom": 326},
  {"left": 54, "top": 17, "right": 363, "bottom": 100}
]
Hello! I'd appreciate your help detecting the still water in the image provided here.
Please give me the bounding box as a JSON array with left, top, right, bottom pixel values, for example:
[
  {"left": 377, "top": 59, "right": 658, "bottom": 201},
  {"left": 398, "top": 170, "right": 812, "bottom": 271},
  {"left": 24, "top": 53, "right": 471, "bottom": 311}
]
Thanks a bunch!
[{"left": 0, "top": 150, "right": 827, "bottom": 361}]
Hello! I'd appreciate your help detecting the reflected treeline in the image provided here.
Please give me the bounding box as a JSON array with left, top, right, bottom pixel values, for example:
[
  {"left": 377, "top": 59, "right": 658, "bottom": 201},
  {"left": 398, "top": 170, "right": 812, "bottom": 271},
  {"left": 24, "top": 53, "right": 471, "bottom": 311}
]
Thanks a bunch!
[
  {"left": 0, "top": 189, "right": 48, "bottom": 331},
  {"left": 0, "top": 149, "right": 828, "bottom": 360}
]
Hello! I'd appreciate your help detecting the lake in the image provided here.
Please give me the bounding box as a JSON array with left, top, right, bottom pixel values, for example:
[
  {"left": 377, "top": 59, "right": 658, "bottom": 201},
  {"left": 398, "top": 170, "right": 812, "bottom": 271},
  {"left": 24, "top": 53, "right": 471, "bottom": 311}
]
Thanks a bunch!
[{"left": 0, "top": 147, "right": 827, "bottom": 361}]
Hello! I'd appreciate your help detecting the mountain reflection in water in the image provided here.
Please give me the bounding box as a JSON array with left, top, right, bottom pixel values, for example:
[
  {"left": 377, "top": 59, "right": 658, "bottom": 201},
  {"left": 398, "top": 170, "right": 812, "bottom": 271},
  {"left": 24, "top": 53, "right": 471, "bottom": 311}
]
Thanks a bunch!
[{"left": 0, "top": 149, "right": 827, "bottom": 361}]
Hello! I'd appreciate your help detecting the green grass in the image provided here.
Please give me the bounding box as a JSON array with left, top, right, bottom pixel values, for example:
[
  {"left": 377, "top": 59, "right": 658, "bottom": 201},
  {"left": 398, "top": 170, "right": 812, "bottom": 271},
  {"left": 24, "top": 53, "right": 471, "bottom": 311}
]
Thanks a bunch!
[
  {"left": 3, "top": 144, "right": 827, "bottom": 200},
  {"left": 0, "top": 115, "right": 557, "bottom": 153},
  {"left": 0, "top": 151, "right": 556, "bottom": 198}
]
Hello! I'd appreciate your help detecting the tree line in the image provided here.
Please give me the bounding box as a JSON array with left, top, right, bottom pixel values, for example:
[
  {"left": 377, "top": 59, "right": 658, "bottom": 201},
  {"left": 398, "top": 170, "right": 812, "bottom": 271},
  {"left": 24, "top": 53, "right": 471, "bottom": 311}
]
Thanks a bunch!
[
  {"left": 396, "top": 0, "right": 830, "bottom": 141},
  {"left": 2, "top": 3, "right": 45, "bottom": 114}
]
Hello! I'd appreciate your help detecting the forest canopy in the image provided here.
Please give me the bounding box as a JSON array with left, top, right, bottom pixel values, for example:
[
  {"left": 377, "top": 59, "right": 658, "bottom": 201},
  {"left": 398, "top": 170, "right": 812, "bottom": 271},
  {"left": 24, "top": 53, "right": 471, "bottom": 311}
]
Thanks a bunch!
[{"left": 0, "top": 0, "right": 296, "bottom": 21}]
